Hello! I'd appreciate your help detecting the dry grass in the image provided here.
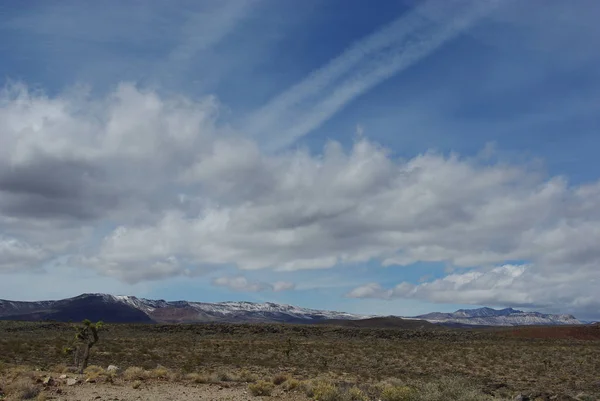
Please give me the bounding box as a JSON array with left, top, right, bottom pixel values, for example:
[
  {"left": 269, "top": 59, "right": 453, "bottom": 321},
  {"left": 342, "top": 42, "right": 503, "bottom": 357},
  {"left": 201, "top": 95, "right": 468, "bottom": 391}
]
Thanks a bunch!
[
  {"left": 283, "top": 378, "right": 301, "bottom": 391},
  {"left": 380, "top": 385, "right": 417, "bottom": 401},
  {"left": 149, "top": 365, "right": 171, "bottom": 379},
  {"left": 312, "top": 380, "right": 345, "bottom": 401},
  {"left": 248, "top": 380, "right": 275, "bottom": 396},
  {"left": 83, "top": 364, "right": 105, "bottom": 380},
  {"left": 238, "top": 368, "right": 258, "bottom": 383},
  {"left": 123, "top": 366, "right": 148, "bottom": 381},
  {"left": 348, "top": 386, "right": 368, "bottom": 401},
  {"left": 185, "top": 372, "right": 211, "bottom": 384},
  {"left": 3, "top": 377, "right": 40, "bottom": 400}
]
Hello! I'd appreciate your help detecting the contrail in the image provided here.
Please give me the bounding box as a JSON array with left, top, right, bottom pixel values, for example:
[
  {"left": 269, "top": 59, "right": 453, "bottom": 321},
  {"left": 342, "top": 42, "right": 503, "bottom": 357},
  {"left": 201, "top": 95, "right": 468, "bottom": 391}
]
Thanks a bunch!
[{"left": 246, "top": 0, "right": 501, "bottom": 151}]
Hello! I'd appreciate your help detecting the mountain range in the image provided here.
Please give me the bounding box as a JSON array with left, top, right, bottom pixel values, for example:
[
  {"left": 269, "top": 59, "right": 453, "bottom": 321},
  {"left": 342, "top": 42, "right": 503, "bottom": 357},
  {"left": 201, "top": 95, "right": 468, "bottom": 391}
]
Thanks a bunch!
[
  {"left": 0, "top": 293, "right": 365, "bottom": 324},
  {"left": 0, "top": 293, "right": 583, "bottom": 326},
  {"left": 414, "top": 307, "right": 581, "bottom": 326}
]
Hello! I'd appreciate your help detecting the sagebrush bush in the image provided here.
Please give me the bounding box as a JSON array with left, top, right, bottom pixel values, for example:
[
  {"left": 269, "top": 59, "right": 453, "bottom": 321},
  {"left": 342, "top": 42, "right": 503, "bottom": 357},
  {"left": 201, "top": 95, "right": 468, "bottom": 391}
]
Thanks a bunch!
[
  {"left": 238, "top": 369, "right": 257, "bottom": 382},
  {"left": 312, "top": 380, "right": 345, "bottom": 401},
  {"left": 149, "top": 366, "right": 170, "bottom": 379},
  {"left": 36, "top": 392, "right": 48, "bottom": 401},
  {"left": 185, "top": 372, "right": 210, "bottom": 384},
  {"left": 5, "top": 377, "right": 40, "bottom": 400},
  {"left": 272, "top": 373, "right": 289, "bottom": 385},
  {"left": 283, "top": 378, "right": 301, "bottom": 391},
  {"left": 301, "top": 380, "right": 316, "bottom": 397},
  {"left": 414, "top": 377, "right": 488, "bottom": 401},
  {"left": 83, "top": 365, "right": 105, "bottom": 380},
  {"left": 380, "top": 385, "right": 417, "bottom": 401},
  {"left": 248, "top": 380, "right": 275, "bottom": 396},
  {"left": 123, "top": 366, "right": 148, "bottom": 381},
  {"left": 214, "top": 371, "right": 233, "bottom": 382},
  {"left": 348, "top": 386, "right": 369, "bottom": 401}
]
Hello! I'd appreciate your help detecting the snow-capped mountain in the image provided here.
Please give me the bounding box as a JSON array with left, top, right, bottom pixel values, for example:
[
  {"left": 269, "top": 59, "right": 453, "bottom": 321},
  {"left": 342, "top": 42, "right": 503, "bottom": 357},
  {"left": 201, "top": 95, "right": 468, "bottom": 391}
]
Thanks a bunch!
[
  {"left": 110, "top": 294, "right": 367, "bottom": 323},
  {"left": 415, "top": 307, "right": 582, "bottom": 326},
  {"left": 0, "top": 293, "right": 367, "bottom": 324},
  {"left": 0, "top": 295, "right": 584, "bottom": 326}
]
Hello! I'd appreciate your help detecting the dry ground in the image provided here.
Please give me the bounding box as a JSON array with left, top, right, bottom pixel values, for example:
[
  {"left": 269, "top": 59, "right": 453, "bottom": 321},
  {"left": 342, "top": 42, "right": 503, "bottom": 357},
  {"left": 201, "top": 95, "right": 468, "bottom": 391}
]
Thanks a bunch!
[
  {"left": 1, "top": 321, "right": 599, "bottom": 400},
  {"left": 48, "top": 380, "right": 308, "bottom": 401}
]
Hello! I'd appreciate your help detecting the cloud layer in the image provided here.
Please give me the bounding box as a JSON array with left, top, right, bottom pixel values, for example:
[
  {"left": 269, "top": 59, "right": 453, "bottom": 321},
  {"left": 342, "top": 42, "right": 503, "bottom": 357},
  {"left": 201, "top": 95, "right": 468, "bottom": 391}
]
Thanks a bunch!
[
  {"left": 212, "top": 276, "right": 295, "bottom": 293},
  {"left": 1, "top": 83, "right": 600, "bottom": 314}
]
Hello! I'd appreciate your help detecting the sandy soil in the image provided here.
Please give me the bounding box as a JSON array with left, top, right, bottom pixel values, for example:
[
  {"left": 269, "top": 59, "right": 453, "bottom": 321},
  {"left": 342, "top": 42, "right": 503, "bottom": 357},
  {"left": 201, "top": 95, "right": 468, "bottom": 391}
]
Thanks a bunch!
[{"left": 51, "top": 381, "right": 308, "bottom": 401}]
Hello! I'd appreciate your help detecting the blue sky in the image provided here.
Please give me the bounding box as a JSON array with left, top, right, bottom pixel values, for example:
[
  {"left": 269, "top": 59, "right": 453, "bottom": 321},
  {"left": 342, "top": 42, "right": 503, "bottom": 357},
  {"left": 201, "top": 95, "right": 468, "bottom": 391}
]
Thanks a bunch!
[{"left": 1, "top": 0, "right": 600, "bottom": 319}]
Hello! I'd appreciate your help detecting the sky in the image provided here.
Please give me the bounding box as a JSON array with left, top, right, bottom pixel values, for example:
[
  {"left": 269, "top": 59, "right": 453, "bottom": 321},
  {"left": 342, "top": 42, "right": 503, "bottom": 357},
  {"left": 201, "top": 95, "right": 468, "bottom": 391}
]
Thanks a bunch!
[{"left": 1, "top": 0, "right": 600, "bottom": 320}]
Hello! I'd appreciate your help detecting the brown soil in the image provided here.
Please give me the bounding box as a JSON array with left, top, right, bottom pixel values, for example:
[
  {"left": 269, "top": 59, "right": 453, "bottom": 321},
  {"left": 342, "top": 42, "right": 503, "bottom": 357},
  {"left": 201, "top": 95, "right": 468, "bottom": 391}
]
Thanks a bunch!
[
  {"left": 501, "top": 324, "right": 600, "bottom": 340},
  {"left": 50, "top": 381, "right": 307, "bottom": 401}
]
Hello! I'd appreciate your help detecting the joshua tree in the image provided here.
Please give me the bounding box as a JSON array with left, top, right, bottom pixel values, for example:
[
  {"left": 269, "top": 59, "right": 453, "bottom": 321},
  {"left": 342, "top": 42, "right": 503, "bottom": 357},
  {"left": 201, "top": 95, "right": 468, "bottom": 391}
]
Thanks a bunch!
[{"left": 68, "top": 319, "right": 103, "bottom": 373}]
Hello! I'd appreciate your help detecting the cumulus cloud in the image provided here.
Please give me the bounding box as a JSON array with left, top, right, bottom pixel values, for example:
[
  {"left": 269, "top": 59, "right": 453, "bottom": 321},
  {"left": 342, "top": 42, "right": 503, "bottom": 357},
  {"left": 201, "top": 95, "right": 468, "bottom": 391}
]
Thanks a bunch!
[
  {"left": 2, "top": 83, "right": 600, "bottom": 314},
  {"left": 0, "top": 237, "right": 48, "bottom": 272},
  {"left": 212, "top": 276, "right": 295, "bottom": 293},
  {"left": 347, "top": 264, "right": 600, "bottom": 317}
]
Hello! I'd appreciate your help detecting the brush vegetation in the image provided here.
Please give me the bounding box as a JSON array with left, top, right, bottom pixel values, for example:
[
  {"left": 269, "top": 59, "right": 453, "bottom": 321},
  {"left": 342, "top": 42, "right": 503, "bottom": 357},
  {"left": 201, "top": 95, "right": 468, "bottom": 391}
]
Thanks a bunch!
[{"left": 0, "top": 320, "right": 598, "bottom": 400}]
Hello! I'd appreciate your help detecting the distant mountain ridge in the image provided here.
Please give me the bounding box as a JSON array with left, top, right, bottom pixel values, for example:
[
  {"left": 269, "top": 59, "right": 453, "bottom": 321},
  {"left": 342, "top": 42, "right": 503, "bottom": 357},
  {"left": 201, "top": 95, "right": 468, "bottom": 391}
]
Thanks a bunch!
[
  {"left": 0, "top": 294, "right": 584, "bottom": 326},
  {"left": 0, "top": 293, "right": 367, "bottom": 324},
  {"left": 414, "top": 307, "right": 582, "bottom": 326}
]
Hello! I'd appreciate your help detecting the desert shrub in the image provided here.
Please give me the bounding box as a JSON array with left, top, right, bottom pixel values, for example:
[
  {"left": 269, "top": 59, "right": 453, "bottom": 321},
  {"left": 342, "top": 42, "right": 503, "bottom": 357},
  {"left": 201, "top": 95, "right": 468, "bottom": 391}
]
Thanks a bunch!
[
  {"left": 5, "top": 377, "right": 40, "bottom": 400},
  {"left": 348, "top": 386, "right": 369, "bottom": 401},
  {"left": 123, "top": 366, "right": 148, "bottom": 381},
  {"left": 283, "top": 378, "right": 301, "bottom": 391},
  {"left": 213, "top": 371, "right": 233, "bottom": 382},
  {"left": 132, "top": 380, "right": 142, "bottom": 389},
  {"left": 83, "top": 365, "right": 105, "bottom": 380},
  {"left": 301, "top": 380, "right": 316, "bottom": 397},
  {"left": 272, "top": 373, "right": 289, "bottom": 385},
  {"left": 167, "top": 370, "right": 181, "bottom": 381},
  {"left": 186, "top": 372, "right": 211, "bottom": 383},
  {"left": 36, "top": 392, "right": 48, "bottom": 401},
  {"left": 380, "top": 385, "right": 417, "bottom": 401},
  {"left": 149, "top": 366, "right": 170, "bottom": 379},
  {"left": 313, "top": 380, "right": 346, "bottom": 401},
  {"left": 238, "top": 369, "right": 257, "bottom": 382},
  {"left": 49, "top": 364, "right": 68, "bottom": 374},
  {"left": 414, "top": 377, "right": 488, "bottom": 401},
  {"left": 248, "top": 380, "right": 275, "bottom": 396}
]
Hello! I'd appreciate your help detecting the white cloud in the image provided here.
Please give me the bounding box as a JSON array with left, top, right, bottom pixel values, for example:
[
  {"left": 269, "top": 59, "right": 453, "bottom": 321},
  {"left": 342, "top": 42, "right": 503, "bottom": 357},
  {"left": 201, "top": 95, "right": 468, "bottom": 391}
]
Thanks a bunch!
[
  {"left": 272, "top": 281, "right": 296, "bottom": 292},
  {"left": 0, "top": 237, "right": 48, "bottom": 272},
  {"left": 347, "top": 283, "right": 389, "bottom": 299},
  {"left": 347, "top": 264, "right": 600, "bottom": 317},
  {"left": 2, "top": 83, "right": 600, "bottom": 314},
  {"left": 212, "top": 276, "right": 295, "bottom": 293}
]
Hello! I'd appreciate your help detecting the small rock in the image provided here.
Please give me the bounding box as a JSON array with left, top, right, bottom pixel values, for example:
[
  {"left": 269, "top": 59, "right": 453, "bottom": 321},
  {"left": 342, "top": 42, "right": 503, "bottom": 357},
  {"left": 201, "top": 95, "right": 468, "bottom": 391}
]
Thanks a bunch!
[
  {"left": 59, "top": 374, "right": 67, "bottom": 379},
  {"left": 66, "top": 378, "right": 78, "bottom": 386},
  {"left": 106, "top": 365, "right": 119, "bottom": 373}
]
